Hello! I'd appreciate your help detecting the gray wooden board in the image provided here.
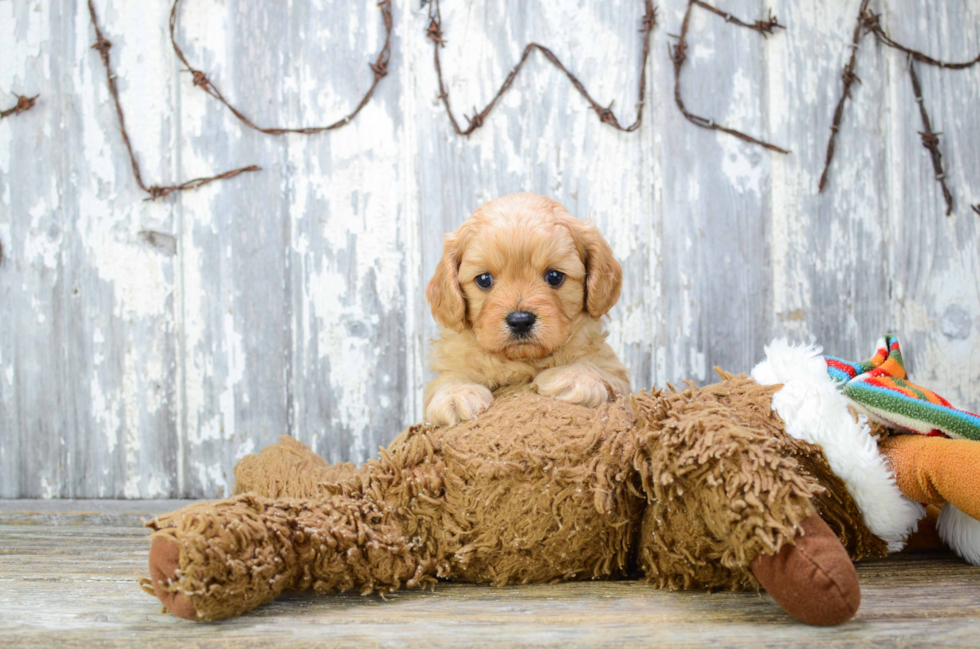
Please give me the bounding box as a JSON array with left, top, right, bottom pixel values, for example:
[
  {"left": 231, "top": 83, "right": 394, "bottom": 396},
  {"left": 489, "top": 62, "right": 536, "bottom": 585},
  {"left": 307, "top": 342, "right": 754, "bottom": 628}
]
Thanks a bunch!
[
  {"left": 1, "top": 499, "right": 980, "bottom": 648},
  {"left": 2, "top": 0, "right": 980, "bottom": 497}
]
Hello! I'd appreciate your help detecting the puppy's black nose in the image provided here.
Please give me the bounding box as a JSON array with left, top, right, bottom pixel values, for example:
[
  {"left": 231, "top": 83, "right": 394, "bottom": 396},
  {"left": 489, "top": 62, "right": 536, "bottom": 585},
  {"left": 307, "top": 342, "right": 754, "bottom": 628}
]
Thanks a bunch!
[{"left": 506, "top": 311, "right": 537, "bottom": 336}]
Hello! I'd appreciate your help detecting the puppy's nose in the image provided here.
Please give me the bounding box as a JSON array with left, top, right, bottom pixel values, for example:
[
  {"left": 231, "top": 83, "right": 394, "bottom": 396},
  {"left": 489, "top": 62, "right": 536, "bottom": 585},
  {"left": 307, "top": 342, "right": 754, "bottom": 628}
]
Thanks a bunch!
[{"left": 506, "top": 311, "right": 537, "bottom": 336}]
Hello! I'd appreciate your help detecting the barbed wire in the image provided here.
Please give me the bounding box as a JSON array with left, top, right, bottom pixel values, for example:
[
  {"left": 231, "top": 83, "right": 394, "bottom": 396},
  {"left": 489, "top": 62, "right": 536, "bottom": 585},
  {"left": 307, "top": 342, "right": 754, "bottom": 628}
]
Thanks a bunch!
[
  {"left": 819, "top": 1, "right": 979, "bottom": 216},
  {"left": 87, "top": 0, "right": 259, "bottom": 200},
  {"left": 0, "top": 94, "right": 37, "bottom": 120},
  {"left": 818, "top": 0, "right": 870, "bottom": 193},
  {"left": 669, "top": 0, "right": 789, "bottom": 154},
  {"left": 47, "top": 0, "right": 980, "bottom": 215},
  {"left": 169, "top": 0, "right": 393, "bottom": 135},
  {"left": 426, "top": 0, "right": 656, "bottom": 136},
  {"left": 862, "top": 10, "right": 980, "bottom": 70},
  {"left": 908, "top": 59, "right": 953, "bottom": 215}
]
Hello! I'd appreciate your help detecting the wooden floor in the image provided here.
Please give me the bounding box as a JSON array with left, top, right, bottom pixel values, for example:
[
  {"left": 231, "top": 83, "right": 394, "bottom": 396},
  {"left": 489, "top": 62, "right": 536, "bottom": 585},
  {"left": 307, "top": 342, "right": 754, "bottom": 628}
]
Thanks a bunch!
[{"left": 2, "top": 501, "right": 979, "bottom": 648}]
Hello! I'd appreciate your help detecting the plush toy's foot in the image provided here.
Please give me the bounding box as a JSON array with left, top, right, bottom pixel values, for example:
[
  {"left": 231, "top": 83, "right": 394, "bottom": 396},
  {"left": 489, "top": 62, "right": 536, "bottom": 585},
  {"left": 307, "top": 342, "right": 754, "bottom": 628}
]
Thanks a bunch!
[
  {"left": 148, "top": 537, "right": 198, "bottom": 620},
  {"left": 751, "top": 514, "right": 860, "bottom": 626}
]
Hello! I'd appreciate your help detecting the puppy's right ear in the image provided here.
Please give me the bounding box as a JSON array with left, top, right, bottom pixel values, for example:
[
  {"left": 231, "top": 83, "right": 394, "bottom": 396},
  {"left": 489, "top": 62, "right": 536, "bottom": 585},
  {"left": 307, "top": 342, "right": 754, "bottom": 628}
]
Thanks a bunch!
[{"left": 426, "top": 234, "right": 467, "bottom": 332}]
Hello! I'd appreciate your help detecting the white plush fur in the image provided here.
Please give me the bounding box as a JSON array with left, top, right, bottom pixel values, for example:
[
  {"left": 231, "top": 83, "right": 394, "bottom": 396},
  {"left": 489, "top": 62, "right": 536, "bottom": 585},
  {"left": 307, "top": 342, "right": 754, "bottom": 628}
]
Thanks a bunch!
[
  {"left": 751, "top": 339, "right": 924, "bottom": 552},
  {"left": 938, "top": 504, "right": 980, "bottom": 566}
]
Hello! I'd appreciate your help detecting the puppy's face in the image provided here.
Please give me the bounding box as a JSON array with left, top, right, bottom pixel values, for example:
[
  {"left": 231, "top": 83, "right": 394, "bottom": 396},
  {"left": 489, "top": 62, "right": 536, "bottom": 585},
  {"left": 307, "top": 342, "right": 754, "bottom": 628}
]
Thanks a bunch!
[
  {"left": 427, "top": 193, "right": 622, "bottom": 361},
  {"left": 457, "top": 218, "right": 585, "bottom": 360}
]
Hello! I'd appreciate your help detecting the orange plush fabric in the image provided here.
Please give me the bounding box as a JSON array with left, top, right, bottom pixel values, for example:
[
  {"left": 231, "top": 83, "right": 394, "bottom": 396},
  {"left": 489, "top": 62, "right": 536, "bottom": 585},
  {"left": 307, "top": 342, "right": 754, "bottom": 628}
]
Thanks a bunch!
[{"left": 879, "top": 434, "right": 980, "bottom": 520}]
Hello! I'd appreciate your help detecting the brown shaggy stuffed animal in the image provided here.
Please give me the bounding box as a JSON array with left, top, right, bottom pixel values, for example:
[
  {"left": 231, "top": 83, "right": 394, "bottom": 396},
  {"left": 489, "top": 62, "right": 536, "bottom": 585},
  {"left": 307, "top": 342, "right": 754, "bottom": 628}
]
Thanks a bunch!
[{"left": 143, "top": 373, "right": 896, "bottom": 626}]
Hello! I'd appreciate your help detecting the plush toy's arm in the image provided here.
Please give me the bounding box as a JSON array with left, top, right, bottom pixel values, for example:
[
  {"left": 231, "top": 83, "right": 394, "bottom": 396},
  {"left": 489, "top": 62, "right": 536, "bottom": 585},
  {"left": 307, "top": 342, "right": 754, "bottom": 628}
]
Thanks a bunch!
[
  {"left": 233, "top": 436, "right": 362, "bottom": 498},
  {"left": 878, "top": 435, "right": 980, "bottom": 520}
]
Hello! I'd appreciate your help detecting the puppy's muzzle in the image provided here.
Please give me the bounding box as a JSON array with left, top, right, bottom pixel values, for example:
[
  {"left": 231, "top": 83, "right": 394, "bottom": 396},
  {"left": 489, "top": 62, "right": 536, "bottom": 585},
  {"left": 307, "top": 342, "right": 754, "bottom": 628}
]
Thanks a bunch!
[{"left": 506, "top": 311, "right": 536, "bottom": 338}]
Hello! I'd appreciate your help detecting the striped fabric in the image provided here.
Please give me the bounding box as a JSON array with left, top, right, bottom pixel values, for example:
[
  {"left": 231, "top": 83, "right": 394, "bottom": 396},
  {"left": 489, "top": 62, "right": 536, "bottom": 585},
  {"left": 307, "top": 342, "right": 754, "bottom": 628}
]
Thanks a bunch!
[{"left": 824, "top": 335, "right": 980, "bottom": 442}]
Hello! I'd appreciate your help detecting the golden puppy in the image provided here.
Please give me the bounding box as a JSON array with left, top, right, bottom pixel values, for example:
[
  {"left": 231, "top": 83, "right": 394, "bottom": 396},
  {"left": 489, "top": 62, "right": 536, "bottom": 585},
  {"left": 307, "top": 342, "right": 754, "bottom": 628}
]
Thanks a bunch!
[{"left": 424, "top": 193, "right": 630, "bottom": 427}]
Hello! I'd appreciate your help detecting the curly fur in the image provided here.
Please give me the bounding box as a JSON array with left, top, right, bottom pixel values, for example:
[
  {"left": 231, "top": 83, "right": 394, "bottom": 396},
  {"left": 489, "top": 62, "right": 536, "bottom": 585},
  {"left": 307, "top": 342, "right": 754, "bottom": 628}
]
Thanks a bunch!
[{"left": 144, "top": 377, "right": 882, "bottom": 620}]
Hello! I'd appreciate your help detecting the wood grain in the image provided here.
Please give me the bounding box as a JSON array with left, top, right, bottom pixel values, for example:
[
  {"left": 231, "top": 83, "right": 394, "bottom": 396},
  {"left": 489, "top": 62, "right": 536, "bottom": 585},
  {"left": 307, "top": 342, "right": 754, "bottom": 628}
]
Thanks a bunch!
[
  {"left": 2, "top": 500, "right": 980, "bottom": 648},
  {"left": 2, "top": 0, "right": 980, "bottom": 497}
]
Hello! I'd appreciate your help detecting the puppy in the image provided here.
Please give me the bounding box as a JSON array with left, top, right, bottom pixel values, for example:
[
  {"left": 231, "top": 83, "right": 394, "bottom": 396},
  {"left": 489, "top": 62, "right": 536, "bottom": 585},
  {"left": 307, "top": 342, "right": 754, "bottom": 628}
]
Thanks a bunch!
[{"left": 424, "top": 193, "right": 630, "bottom": 427}]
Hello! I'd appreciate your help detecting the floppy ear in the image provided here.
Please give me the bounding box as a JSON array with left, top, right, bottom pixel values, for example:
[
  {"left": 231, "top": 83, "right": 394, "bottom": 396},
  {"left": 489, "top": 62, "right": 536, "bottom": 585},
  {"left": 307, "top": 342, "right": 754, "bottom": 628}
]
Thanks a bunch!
[
  {"left": 568, "top": 220, "right": 622, "bottom": 318},
  {"left": 426, "top": 233, "right": 468, "bottom": 332}
]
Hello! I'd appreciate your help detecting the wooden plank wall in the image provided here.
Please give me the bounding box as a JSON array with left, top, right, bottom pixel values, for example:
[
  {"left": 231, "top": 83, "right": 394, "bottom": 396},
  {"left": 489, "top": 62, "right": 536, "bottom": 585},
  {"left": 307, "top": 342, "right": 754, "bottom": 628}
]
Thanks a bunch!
[{"left": 1, "top": 0, "right": 978, "bottom": 498}]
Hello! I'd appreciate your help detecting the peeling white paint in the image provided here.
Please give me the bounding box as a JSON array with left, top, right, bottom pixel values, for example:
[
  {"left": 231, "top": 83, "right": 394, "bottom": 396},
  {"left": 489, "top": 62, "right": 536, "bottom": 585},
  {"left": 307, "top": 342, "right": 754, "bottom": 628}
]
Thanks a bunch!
[
  {"left": 234, "top": 438, "right": 256, "bottom": 462},
  {"left": 194, "top": 461, "right": 229, "bottom": 498},
  {"left": 39, "top": 476, "right": 56, "bottom": 500},
  {"left": 22, "top": 196, "right": 62, "bottom": 270},
  {"left": 219, "top": 310, "right": 244, "bottom": 445},
  {"left": 720, "top": 70, "right": 765, "bottom": 196},
  {"left": 90, "top": 364, "right": 122, "bottom": 456},
  {"left": 122, "top": 336, "right": 142, "bottom": 499}
]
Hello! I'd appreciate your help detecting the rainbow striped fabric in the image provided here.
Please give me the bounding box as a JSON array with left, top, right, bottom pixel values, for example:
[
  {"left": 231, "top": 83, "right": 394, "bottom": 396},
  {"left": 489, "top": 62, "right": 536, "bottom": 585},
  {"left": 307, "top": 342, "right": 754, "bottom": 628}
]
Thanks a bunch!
[{"left": 824, "top": 335, "right": 980, "bottom": 442}]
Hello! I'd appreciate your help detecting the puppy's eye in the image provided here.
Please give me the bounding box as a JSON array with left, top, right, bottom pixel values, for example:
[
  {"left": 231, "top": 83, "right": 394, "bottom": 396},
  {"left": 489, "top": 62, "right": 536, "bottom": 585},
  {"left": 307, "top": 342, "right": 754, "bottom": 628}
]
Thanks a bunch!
[
  {"left": 474, "top": 273, "right": 493, "bottom": 290},
  {"left": 544, "top": 269, "right": 565, "bottom": 287}
]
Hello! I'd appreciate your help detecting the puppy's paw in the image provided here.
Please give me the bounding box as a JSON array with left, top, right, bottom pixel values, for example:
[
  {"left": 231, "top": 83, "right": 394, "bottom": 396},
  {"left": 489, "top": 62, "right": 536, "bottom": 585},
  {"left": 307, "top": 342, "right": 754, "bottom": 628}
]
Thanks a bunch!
[
  {"left": 532, "top": 363, "right": 612, "bottom": 408},
  {"left": 425, "top": 383, "right": 494, "bottom": 427}
]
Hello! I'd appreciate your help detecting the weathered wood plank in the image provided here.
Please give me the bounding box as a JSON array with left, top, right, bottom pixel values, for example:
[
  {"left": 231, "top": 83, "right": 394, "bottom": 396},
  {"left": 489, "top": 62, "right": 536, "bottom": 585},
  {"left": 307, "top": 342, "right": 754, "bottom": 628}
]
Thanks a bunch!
[
  {"left": 170, "top": 0, "right": 413, "bottom": 497},
  {"left": 654, "top": 0, "right": 774, "bottom": 385},
  {"left": 882, "top": 0, "right": 980, "bottom": 409},
  {"left": 2, "top": 500, "right": 980, "bottom": 647},
  {"left": 67, "top": 0, "right": 182, "bottom": 499},
  {"left": 2, "top": 0, "right": 182, "bottom": 498},
  {"left": 767, "top": 0, "right": 892, "bottom": 360},
  {"left": 280, "top": 0, "right": 413, "bottom": 470},
  {"left": 2, "top": 0, "right": 980, "bottom": 497},
  {"left": 0, "top": 0, "right": 69, "bottom": 497},
  {"left": 173, "top": 0, "right": 296, "bottom": 497}
]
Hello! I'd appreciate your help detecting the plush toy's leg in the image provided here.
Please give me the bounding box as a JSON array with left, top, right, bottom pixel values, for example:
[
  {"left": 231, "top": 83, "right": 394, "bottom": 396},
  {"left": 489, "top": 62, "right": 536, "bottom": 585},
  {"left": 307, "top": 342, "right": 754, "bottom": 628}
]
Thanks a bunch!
[
  {"left": 878, "top": 434, "right": 980, "bottom": 520},
  {"left": 632, "top": 378, "right": 864, "bottom": 626},
  {"left": 145, "top": 493, "right": 433, "bottom": 621},
  {"left": 750, "top": 514, "right": 861, "bottom": 626}
]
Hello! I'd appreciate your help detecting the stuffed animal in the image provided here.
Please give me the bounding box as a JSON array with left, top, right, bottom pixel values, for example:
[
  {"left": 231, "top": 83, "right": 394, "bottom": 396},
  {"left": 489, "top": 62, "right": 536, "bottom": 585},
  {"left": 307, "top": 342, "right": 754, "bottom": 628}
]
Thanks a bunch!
[
  {"left": 767, "top": 335, "right": 980, "bottom": 565},
  {"left": 142, "top": 338, "right": 980, "bottom": 625}
]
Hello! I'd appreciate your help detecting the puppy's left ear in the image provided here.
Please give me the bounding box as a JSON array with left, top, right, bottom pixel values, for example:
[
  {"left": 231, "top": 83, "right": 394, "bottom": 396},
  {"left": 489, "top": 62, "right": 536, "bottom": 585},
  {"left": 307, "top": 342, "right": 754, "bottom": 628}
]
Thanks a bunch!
[
  {"left": 568, "top": 219, "right": 622, "bottom": 318},
  {"left": 426, "top": 233, "right": 468, "bottom": 332}
]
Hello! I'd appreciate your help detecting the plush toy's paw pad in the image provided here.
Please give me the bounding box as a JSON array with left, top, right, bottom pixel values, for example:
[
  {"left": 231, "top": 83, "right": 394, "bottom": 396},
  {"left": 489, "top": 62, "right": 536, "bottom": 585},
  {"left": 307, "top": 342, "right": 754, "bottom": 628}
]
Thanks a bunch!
[
  {"left": 426, "top": 383, "right": 494, "bottom": 427},
  {"left": 532, "top": 364, "right": 611, "bottom": 408},
  {"left": 750, "top": 514, "right": 860, "bottom": 626},
  {"left": 149, "top": 536, "right": 198, "bottom": 620}
]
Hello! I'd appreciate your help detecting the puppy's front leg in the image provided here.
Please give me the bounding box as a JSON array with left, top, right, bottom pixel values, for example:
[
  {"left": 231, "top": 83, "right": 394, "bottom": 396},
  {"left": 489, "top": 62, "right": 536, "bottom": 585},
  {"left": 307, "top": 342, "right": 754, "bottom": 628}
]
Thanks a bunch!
[
  {"left": 532, "top": 361, "right": 629, "bottom": 408},
  {"left": 424, "top": 377, "right": 494, "bottom": 427}
]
